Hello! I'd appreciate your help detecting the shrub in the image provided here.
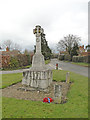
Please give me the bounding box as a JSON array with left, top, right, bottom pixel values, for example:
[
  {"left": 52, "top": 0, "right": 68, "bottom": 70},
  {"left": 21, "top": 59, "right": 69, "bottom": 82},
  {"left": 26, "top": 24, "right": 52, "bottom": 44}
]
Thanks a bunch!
[
  {"left": 2, "top": 54, "right": 32, "bottom": 70},
  {"left": 72, "top": 56, "right": 78, "bottom": 62},
  {"left": 64, "top": 54, "right": 71, "bottom": 61},
  {"left": 58, "top": 55, "right": 65, "bottom": 61},
  {"left": 78, "top": 56, "right": 84, "bottom": 62},
  {"left": 83, "top": 56, "right": 90, "bottom": 63},
  {"left": 26, "top": 55, "right": 31, "bottom": 65},
  {"left": 2, "top": 56, "right": 10, "bottom": 69},
  {"left": 16, "top": 54, "right": 28, "bottom": 67},
  {"left": 72, "top": 56, "right": 90, "bottom": 63},
  {"left": 9, "top": 57, "right": 19, "bottom": 69}
]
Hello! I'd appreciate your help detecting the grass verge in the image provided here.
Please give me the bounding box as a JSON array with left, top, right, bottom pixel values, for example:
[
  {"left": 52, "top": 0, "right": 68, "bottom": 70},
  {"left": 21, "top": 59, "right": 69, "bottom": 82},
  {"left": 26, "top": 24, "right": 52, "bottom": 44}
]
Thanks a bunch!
[
  {"left": 45, "top": 60, "right": 50, "bottom": 64},
  {"left": 71, "top": 62, "right": 90, "bottom": 67},
  {"left": 2, "top": 70, "right": 88, "bottom": 118},
  {"left": 1, "top": 73, "right": 22, "bottom": 89}
]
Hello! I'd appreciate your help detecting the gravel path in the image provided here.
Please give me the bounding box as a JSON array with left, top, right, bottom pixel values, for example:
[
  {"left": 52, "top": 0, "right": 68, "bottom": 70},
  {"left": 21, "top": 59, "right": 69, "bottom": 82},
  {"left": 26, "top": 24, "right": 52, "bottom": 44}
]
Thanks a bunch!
[{"left": 2, "top": 81, "right": 71, "bottom": 103}]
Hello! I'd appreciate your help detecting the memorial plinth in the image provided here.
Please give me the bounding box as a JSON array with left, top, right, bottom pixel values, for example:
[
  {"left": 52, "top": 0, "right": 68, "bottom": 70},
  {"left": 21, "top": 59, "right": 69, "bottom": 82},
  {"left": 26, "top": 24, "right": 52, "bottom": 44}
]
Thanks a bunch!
[{"left": 22, "top": 25, "right": 52, "bottom": 90}]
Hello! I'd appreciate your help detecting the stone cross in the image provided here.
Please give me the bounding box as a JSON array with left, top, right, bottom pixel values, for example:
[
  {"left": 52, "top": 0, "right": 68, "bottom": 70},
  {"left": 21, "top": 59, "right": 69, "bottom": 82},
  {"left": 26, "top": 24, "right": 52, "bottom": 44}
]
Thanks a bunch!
[
  {"left": 22, "top": 25, "right": 52, "bottom": 91},
  {"left": 33, "top": 25, "right": 44, "bottom": 54}
]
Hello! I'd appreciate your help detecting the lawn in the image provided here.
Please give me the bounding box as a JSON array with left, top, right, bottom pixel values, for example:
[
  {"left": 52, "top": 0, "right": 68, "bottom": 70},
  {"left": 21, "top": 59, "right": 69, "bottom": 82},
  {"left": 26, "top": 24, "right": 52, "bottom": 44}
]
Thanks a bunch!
[
  {"left": 2, "top": 70, "right": 88, "bottom": 118},
  {"left": 1, "top": 73, "right": 22, "bottom": 89},
  {"left": 45, "top": 59, "right": 50, "bottom": 64},
  {"left": 64, "top": 61, "right": 90, "bottom": 67},
  {"left": 71, "top": 62, "right": 90, "bottom": 67}
]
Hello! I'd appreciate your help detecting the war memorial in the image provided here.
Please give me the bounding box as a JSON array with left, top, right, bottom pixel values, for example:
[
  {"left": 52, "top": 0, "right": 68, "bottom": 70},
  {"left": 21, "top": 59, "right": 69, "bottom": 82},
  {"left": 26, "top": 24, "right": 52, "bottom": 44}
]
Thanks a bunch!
[
  {"left": 2, "top": 25, "right": 70, "bottom": 104},
  {"left": 22, "top": 25, "right": 52, "bottom": 91}
]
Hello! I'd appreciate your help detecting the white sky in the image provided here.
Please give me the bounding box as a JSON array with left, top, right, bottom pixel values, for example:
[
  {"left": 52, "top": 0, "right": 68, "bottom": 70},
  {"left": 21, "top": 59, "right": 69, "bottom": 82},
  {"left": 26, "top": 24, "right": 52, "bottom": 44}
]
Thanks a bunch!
[{"left": 0, "top": 0, "right": 89, "bottom": 51}]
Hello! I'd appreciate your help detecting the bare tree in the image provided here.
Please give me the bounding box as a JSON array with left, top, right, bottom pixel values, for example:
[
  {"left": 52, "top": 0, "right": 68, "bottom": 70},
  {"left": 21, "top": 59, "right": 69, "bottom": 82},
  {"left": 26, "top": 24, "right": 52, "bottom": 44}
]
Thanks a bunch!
[
  {"left": 13, "top": 43, "right": 22, "bottom": 51},
  {"left": 57, "top": 34, "right": 81, "bottom": 55},
  {"left": 3, "top": 40, "right": 12, "bottom": 50},
  {"left": 2, "top": 40, "right": 22, "bottom": 52}
]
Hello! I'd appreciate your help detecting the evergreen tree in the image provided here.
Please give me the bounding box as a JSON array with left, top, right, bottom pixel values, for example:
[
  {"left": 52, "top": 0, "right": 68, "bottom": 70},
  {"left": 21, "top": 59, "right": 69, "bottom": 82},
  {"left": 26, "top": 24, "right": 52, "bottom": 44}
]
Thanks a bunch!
[
  {"left": 71, "top": 43, "right": 79, "bottom": 58},
  {"left": 34, "top": 33, "right": 52, "bottom": 60},
  {"left": 86, "top": 45, "right": 90, "bottom": 52}
]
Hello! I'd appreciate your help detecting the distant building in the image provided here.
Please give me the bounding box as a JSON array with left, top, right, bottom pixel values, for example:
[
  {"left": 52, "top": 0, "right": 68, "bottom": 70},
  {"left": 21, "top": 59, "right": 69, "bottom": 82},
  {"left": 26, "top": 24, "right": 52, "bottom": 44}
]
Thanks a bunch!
[
  {"left": 59, "top": 45, "right": 90, "bottom": 57},
  {"left": 80, "top": 52, "right": 90, "bottom": 56},
  {"left": 78, "top": 45, "right": 85, "bottom": 55},
  {"left": 59, "top": 51, "right": 68, "bottom": 55},
  {"left": 78, "top": 45, "right": 90, "bottom": 56}
]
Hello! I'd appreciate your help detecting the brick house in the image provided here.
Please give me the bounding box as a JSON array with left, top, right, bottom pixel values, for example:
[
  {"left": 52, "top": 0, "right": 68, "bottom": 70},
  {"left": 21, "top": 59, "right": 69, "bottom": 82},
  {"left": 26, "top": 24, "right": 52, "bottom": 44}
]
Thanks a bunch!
[
  {"left": 79, "top": 45, "right": 85, "bottom": 53},
  {"left": 59, "top": 51, "right": 68, "bottom": 55}
]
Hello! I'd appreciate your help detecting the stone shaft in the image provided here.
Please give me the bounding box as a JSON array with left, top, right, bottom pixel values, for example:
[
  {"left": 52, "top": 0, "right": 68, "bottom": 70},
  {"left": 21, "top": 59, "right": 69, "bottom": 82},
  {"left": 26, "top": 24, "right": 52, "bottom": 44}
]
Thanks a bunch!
[
  {"left": 36, "top": 36, "right": 41, "bottom": 54},
  {"left": 36, "top": 33, "right": 41, "bottom": 54},
  {"left": 32, "top": 25, "right": 45, "bottom": 69},
  {"left": 33, "top": 25, "right": 44, "bottom": 54}
]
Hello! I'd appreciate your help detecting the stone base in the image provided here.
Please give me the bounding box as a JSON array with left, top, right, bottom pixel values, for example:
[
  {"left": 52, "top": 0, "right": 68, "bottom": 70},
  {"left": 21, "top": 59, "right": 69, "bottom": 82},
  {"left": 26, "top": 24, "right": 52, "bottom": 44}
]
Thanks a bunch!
[
  {"left": 32, "top": 53, "right": 45, "bottom": 69},
  {"left": 54, "top": 96, "right": 62, "bottom": 104},
  {"left": 22, "top": 69, "right": 52, "bottom": 90},
  {"left": 18, "top": 86, "right": 50, "bottom": 92}
]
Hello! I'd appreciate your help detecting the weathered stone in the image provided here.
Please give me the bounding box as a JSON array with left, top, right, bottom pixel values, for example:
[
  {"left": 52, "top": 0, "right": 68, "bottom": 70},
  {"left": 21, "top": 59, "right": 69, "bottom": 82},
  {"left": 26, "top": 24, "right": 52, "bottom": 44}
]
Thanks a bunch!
[
  {"left": 54, "top": 84, "right": 62, "bottom": 104},
  {"left": 22, "top": 25, "right": 52, "bottom": 91},
  {"left": 66, "top": 72, "right": 70, "bottom": 83},
  {"left": 22, "top": 70, "right": 52, "bottom": 89}
]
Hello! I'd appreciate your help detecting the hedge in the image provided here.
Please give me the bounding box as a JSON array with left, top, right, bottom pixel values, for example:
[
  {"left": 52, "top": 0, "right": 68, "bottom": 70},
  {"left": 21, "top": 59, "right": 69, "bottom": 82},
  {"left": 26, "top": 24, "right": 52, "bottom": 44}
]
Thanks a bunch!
[
  {"left": 58, "top": 55, "right": 90, "bottom": 63},
  {"left": 2, "top": 56, "right": 10, "bottom": 69},
  {"left": 72, "top": 56, "right": 90, "bottom": 63},
  {"left": 58, "top": 54, "right": 71, "bottom": 61},
  {"left": 58, "top": 55, "right": 65, "bottom": 61},
  {"left": 2, "top": 54, "right": 31, "bottom": 69},
  {"left": 9, "top": 57, "right": 19, "bottom": 69},
  {"left": 64, "top": 54, "right": 72, "bottom": 61}
]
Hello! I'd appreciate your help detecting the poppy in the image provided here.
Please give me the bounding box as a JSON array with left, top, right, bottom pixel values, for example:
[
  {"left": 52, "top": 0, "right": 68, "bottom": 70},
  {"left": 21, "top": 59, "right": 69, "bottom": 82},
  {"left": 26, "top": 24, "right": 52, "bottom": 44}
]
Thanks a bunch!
[{"left": 43, "top": 97, "right": 53, "bottom": 103}]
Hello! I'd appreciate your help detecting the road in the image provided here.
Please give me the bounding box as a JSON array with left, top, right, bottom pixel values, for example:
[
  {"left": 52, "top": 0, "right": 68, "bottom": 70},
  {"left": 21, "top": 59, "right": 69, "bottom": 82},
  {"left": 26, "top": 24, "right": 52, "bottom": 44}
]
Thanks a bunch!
[
  {"left": 0, "top": 69, "right": 29, "bottom": 74},
  {"left": 0, "top": 59, "right": 89, "bottom": 77},
  {"left": 50, "top": 59, "right": 89, "bottom": 77}
]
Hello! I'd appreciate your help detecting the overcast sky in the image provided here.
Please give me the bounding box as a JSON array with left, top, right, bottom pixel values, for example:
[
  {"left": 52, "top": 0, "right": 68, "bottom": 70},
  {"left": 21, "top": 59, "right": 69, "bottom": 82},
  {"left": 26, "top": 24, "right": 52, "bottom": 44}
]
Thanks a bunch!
[{"left": 0, "top": 0, "right": 88, "bottom": 51}]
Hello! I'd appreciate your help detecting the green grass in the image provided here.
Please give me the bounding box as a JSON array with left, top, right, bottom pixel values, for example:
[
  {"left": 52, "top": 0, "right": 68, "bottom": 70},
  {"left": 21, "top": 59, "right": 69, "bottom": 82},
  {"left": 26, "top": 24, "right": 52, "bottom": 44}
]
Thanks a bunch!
[
  {"left": 71, "top": 62, "right": 90, "bottom": 67},
  {"left": 1, "top": 73, "right": 22, "bottom": 89},
  {"left": 62, "top": 60, "right": 90, "bottom": 67},
  {"left": 2, "top": 70, "right": 88, "bottom": 118},
  {"left": 45, "top": 59, "right": 50, "bottom": 64}
]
